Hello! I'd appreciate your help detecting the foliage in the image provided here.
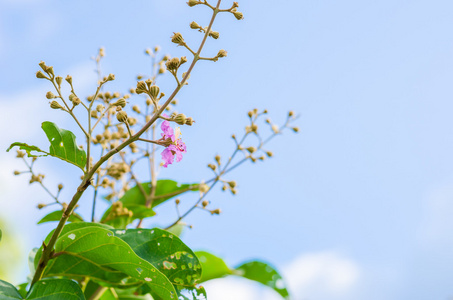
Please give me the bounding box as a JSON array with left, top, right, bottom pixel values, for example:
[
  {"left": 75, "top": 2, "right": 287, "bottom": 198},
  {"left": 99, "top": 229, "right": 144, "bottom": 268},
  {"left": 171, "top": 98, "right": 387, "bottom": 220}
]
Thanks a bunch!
[{"left": 1, "top": 1, "right": 298, "bottom": 299}]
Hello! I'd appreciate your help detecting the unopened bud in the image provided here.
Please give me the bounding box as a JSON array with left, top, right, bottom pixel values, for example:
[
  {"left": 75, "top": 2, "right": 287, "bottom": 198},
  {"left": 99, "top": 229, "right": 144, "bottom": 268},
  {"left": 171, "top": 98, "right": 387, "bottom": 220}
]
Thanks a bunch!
[
  {"left": 55, "top": 76, "right": 63, "bottom": 87},
  {"left": 46, "top": 66, "right": 54, "bottom": 77},
  {"left": 90, "top": 110, "right": 98, "bottom": 118},
  {"left": 136, "top": 81, "right": 147, "bottom": 94},
  {"left": 150, "top": 85, "right": 160, "bottom": 100},
  {"left": 180, "top": 56, "right": 188, "bottom": 64},
  {"left": 116, "top": 110, "right": 128, "bottom": 123},
  {"left": 36, "top": 71, "right": 47, "bottom": 79},
  {"left": 13, "top": 170, "right": 20, "bottom": 176},
  {"left": 37, "top": 204, "right": 46, "bottom": 209},
  {"left": 50, "top": 101, "right": 64, "bottom": 110},
  {"left": 209, "top": 31, "right": 220, "bottom": 39},
  {"left": 58, "top": 183, "right": 63, "bottom": 190},
  {"left": 190, "top": 21, "right": 200, "bottom": 29},
  {"left": 199, "top": 183, "right": 209, "bottom": 193},
  {"left": 228, "top": 181, "right": 237, "bottom": 188},
  {"left": 65, "top": 75, "right": 72, "bottom": 84},
  {"left": 166, "top": 58, "right": 180, "bottom": 71},
  {"left": 175, "top": 199, "right": 180, "bottom": 205},
  {"left": 39, "top": 61, "right": 47, "bottom": 71},
  {"left": 185, "top": 117, "right": 194, "bottom": 126},
  {"left": 132, "top": 105, "right": 140, "bottom": 113},
  {"left": 208, "top": 164, "right": 216, "bottom": 171},
  {"left": 266, "top": 151, "right": 273, "bottom": 157},
  {"left": 292, "top": 127, "right": 299, "bottom": 133},
  {"left": 187, "top": 0, "right": 200, "bottom": 7},
  {"left": 211, "top": 209, "right": 221, "bottom": 215},
  {"left": 233, "top": 11, "right": 244, "bottom": 20},
  {"left": 113, "top": 98, "right": 127, "bottom": 108},
  {"left": 96, "top": 104, "right": 105, "bottom": 112},
  {"left": 107, "top": 73, "right": 115, "bottom": 81},
  {"left": 174, "top": 113, "right": 187, "bottom": 125},
  {"left": 289, "top": 111, "right": 294, "bottom": 117},
  {"left": 171, "top": 32, "right": 185, "bottom": 45},
  {"left": 216, "top": 49, "right": 228, "bottom": 58},
  {"left": 246, "top": 147, "right": 257, "bottom": 153},
  {"left": 46, "top": 91, "right": 55, "bottom": 99},
  {"left": 202, "top": 200, "right": 209, "bottom": 207}
]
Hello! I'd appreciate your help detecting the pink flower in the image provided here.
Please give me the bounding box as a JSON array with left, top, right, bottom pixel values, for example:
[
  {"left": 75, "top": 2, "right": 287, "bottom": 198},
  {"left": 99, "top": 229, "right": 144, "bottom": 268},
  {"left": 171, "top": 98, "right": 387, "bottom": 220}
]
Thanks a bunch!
[{"left": 160, "top": 120, "right": 186, "bottom": 168}]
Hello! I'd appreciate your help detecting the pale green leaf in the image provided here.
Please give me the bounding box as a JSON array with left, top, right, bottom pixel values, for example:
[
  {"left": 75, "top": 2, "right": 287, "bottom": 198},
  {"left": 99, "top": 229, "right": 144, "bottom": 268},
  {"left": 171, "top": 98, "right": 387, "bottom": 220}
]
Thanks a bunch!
[
  {"left": 6, "top": 143, "right": 47, "bottom": 158},
  {"left": 0, "top": 280, "right": 22, "bottom": 299},
  {"left": 37, "top": 210, "right": 84, "bottom": 224},
  {"left": 27, "top": 279, "right": 85, "bottom": 300},
  {"left": 195, "top": 251, "right": 232, "bottom": 282}
]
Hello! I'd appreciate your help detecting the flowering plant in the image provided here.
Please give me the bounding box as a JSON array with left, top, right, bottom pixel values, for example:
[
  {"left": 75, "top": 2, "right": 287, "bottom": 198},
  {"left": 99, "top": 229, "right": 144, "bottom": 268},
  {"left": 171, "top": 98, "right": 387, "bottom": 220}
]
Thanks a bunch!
[{"left": 0, "top": 1, "right": 298, "bottom": 299}]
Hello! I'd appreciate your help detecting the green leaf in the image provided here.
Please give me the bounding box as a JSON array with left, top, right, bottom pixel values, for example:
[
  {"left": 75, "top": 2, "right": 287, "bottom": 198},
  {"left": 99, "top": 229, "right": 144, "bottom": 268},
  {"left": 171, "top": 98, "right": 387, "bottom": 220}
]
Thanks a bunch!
[
  {"left": 41, "top": 121, "right": 87, "bottom": 170},
  {"left": 43, "top": 226, "right": 177, "bottom": 300},
  {"left": 100, "top": 180, "right": 198, "bottom": 227},
  {"left": 235, "top": 261, "right": 290, "bottom": 299},
  {"left": 195, "top": 251, "right": 232, "bottom": 282},
  {"left": 34, "top": 222, "right": 114, "bottom": 270},
  {"left": 6, "top": 143, "right": 47, "bottom": 158},
  {"left": 37, "top": 210, "right": 84, "bottom": 224},
  {"left": 0, "top": 229, "right": 2, "bottom": 243},
  {"left": 115, "top": 229, "right": 202, "bottom": 289},
  {"left": 0, "top": 280, "right": 22, "bottom": 299},
  {"left": 7, "top": 122, "right": 87, "bottom": 171},
  {"left": 195, "top": 252, "right": 290, "bottom": 299},
  {"left": 27, "top": 279, "right": 85, "bottom": 300}
]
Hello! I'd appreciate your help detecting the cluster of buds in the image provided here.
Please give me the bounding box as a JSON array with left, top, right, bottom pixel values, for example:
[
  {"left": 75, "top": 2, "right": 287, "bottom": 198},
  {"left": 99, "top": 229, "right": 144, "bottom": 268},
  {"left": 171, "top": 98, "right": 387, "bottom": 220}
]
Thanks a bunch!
[
  {"left": 171, "top": 32, "right": 185, "bottom": 46},
  {"left": 29, "top": 173, "right": 45, "bottom": 184},
  {"left": 165, "top": 56, "right": 187, "bottom": 72},
  {"left": 136, "top": 80, "right": 165, "bottom": 107},
  {"left": 36, "top": 61, "right": 54, "bottom": 80},
  {"left": 105, "top": 201, "right": 133, "bottom": 221},
  {"left": 221, "top": 180, "right": 237, "bottom": 195},
  {"left": 170, "top": 112, "right": 194, "bottom": 126},
  {"left": 106, "top": 162, "right": 129, "bottom": 180}
]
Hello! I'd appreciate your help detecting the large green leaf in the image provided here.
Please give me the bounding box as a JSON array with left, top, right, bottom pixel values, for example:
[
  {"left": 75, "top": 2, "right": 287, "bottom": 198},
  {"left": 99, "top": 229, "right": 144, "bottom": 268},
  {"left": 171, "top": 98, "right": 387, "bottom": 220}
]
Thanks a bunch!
[
  {"left": 0, "top": 280, "right": 22, "bottom": 299},
  {"left": 115, "top": 229, "right": 201, "bottom": 289},
  {"left": 7, "top": 122, "right": 87, "bottom": 171},
  {"left": 27, "top": 279, "right": 85, "bottom": 300},
  {"left": 100, "top": 180, "right": 198, "bottom": 227},
  {"left": 0, "top": 279, "right": 85, "bottom": 300},
  {"left": 37, "top": 210, "right": 84, "bottom": 224},
  {"left": 42, "top": 226, "right": 177, "bottom": 300},
  {"left": 195, "top": 251, "right": 290, "bottom": 299}
]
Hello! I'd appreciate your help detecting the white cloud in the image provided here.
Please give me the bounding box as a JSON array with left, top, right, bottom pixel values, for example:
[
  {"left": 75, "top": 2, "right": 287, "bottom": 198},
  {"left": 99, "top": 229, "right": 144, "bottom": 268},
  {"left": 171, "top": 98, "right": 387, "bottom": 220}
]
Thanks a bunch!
[{"left": 203, "top": 251, "right": 360, "bottom": 300}]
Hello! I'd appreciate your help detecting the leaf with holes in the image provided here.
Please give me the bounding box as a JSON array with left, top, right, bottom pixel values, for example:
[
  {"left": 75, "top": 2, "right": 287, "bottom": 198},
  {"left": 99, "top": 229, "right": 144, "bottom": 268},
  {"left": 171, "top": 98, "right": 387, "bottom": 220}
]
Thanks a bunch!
[
  {"left": 0, "top": 279, "right": 85, "bottom": 300},
  {"left": 7, "top": 122, "right": 87, "bottom": 171},
  {"left": 41, "top": 121, "right": 87, "bottom": 170},
  {"left": 115, "top": 229, "right": 202, "bottom": 296},
  {"left": 37, "top": 210, "right": 84, "bottom": 224},
  {"left": 195, "top": 251, "right": 290, "bottom": 299},
  {"left": 42, "top": 226, "right": 177, "bottom": 300}
]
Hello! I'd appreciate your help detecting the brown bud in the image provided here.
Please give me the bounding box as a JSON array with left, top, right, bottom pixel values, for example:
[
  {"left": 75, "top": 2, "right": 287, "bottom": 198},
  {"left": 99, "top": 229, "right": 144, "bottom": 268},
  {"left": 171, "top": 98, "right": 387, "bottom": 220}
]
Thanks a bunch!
[
  {"left": 65, "top": 75, "right": 72, "bottom": 84},
  {"left": 185, "top": 117, "right": 194, "bottom": 126},
  {"left": 13, "top": 170, "right": 20, "bottom": 176},
  {"left": 37, "top": 203, "right": 46, "bottom": 209},
  {"left": 228, "top": 181, "right": 236, "bottom": 188},
  {"left": 90, "top": 110, "right": 98, "bottom": 118},
  {"left": 292, "top": 127, "right": 300, "bottom": 133},
  {"left": 208, "top": 164, "right": 216, "bottom": 171},
  {"left": 246, "top": 147, "right": 257, "bottom": 153},
  {"left": 289, "top": 111, "right": 294, "bottom": 117},
  {"left": 266, "top": 151, "right": 273, "bottom": 157},
  {"left": 187, "top": 0, "right": 200, "bottom": 7},
  {"left": 58, "top": 183, "right": 64, "bottom": 190},
  {"left": 202, "top": 200, "right": 209, "bottom": 207},
  {"left": 175, "top": 199, "right": 180, "bottom": 205},
  {"left": 211, "top": 209, "right": 221, "bottom": 215}
]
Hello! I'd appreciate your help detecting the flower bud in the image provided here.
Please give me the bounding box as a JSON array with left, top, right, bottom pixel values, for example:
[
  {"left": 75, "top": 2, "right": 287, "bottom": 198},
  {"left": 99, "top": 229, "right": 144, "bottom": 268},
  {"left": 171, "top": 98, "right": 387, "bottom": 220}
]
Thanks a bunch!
[
  {"left": 136, "top": 81, "right": 147, "bottom": 94},
  {"left": 46, "top": 66, "right": 54, "bottom": 77},
  {"left": 132, "top": 105, "right": 140, "bottom": 113},
  {"left": 166, "top": 57, "right": 180, "bottom": 71},
  {"left": 266, "top": 151, "right": 273, "bottom": 157},
  {"left": 185, "top": 117, "right": 194, "bottom": 126},
  {"left": 180, "top": 56, "right": 188, "bottom": 64},
  {"left": 233, "top": 2, "right": 239, "bottom": 8},
  {"left": 72, "top": 97, "right": 81, "bottom": 106},
  {"left": 36, "top": 71, "right": 47, "bottom": 79},
  {"left": 39, "top": 61, "right": 47, "bottom": 71},
  {"left": 58, "top": 183, "right": 64, "bottom": 190},
  {"left": 90, "top": 110, "right": 98, "bottom": 118},
  {"left": 65, "top": 75, "right": 72, "bottom": 84},
  {"left": 246, "top": 147, "right": 257, "bottom": 153},
  {"left": 209, "top": 31, "right": 220, "bottom": 39},
  {"left": 171, "top": 32, "right": 184, "bottom": 45},
  {"left": 292, "top": 127, "right": 299, "bottom": 133},
  {"left": 46, "top": 91, "right": 55, "bottom": 99},
  {"left": 55, "top": 76, "right": 63, "bottom": 87},
  {"left": 116, "top": 110, "right": 128, "bottom": 123},
  {"left": 175, "top": 199, "right": 180, "bottom": 205},
  {"left": 113, "top": 98, "right": 127, "bottom": 108},
  {"left": 202, "top": 200, "right": 209, "bottom": 207},
  {"left": 216, "top": 49, "right": 228, "bottom": 58},
  {"left": 150, "top": 85, "right": 160, "bottom": 99},
  {"left": 228, "top": 181, "right": 237, "bottom": 188},
  {"left": 13, "top": 170, "right": 20, "bottom": 176},
  {"left": 211, "top": 209, "right": 221, "bottom": 215},
  {"left": 174, "top": 113, "right": 187, "bottom": 125},
  {"left": 190, "top": 21, "right": 200, "bottom": 29},
  {"left": 208, "top": 164, "right": 216, "bottom": 171},
  {"left": 107, "top": 73, "right": 115, "bottom": 81},
  {"left": 50, "top": 101, "right": 64, "bottom": 110},
  {"left": 233, "top": 11, "right": 244, "bottom": 20},
  {"left": 96, "top": 104, "right": 105, "bottom": 112},
  {"left": 37, "top": 203, "right": 46, "bottom": 209},
  {"left": 187, "top": 0, "right": 199, "bottom": 7},
  {"left": 289, "top": 111, "right": 294, "bottom": 117}
]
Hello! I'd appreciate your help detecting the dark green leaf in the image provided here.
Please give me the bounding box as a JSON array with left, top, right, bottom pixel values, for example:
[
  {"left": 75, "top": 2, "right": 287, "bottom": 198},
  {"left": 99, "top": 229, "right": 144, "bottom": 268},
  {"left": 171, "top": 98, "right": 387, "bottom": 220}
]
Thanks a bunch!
[
  {"left": 37, "top": 210, "right": 84, "bottom": 224},
  {"left": 0, "top": 280, "right": 22, "bottom": 299},
  {"left": 27, "top": 279, "right": 85, "bottom": 300},
  {"left": 41, "top": 121, "right": 87, "bottom": 170},
  {"left": 43, "top": 226, "right": 177, "bottom": 300},
  {"left": 115, "top": 229, "right": 201, "bottom": 289},
  {"left": 16, "top": 283, "right": 27, "bottom": 298},
  {"left": 235, "top": 261, "right": 290, "bottom": 299},
  {"left": 6, "top": 143, "right": 47, "bottom": 158},
  {"left": 195, "top": 251, "right": 232, "bottom": 282}
]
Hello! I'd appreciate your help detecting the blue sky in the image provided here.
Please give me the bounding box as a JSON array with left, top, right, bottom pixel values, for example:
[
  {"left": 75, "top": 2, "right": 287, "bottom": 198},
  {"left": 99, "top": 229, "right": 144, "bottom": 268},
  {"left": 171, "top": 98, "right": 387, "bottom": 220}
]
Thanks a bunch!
[{"left": 2, "top": 0, "right": 453, "bottom": 299}]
